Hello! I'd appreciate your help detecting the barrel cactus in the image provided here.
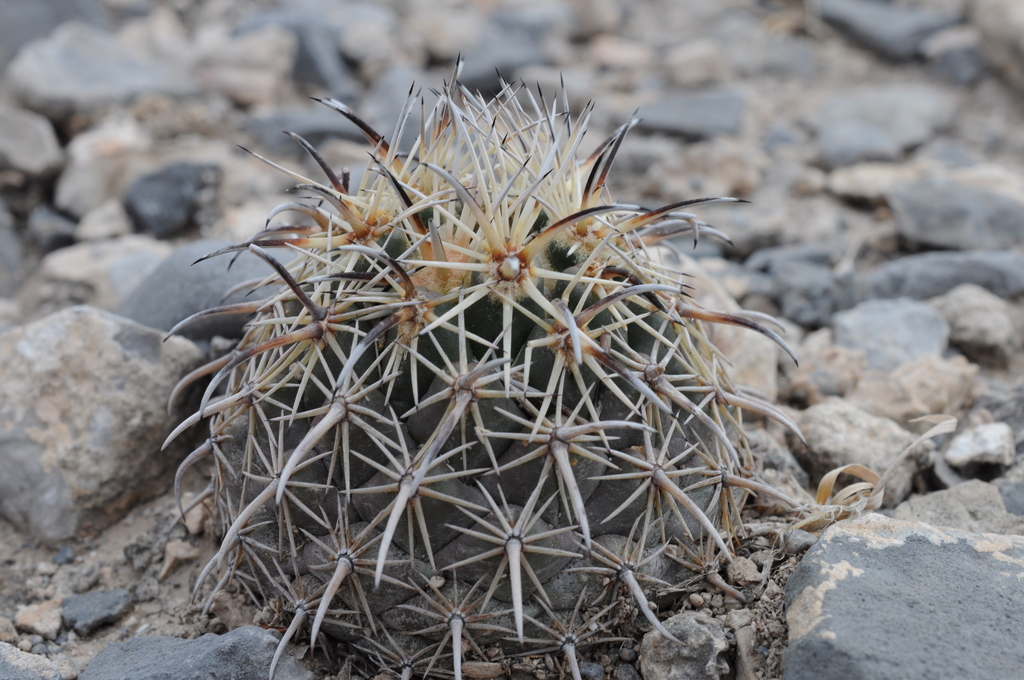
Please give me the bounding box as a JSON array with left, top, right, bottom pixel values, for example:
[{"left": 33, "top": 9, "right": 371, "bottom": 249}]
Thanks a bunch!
[{"left": 168, "top": 72, "right": 801, "bottom": 679}]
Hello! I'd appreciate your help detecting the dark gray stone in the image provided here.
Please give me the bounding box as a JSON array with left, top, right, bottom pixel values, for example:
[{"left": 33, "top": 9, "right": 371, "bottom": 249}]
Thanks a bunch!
[
  {"left": 117, "top": 239, "right": 273, "bottom": 341},
  {"left": 580, "top": 662, "right": 605, "bottom": 680},
  {"left": 922, "top": 29, "right": 987, "bottom": 85},
  {"left": 0, "top": 198, "right": 23, "bottom": 297},
  {"left": 7, "top": 23, "right": 196, "bottom": 122},
  {"left": 248, "top": 104, "right": 367, "bottom": 153},
  {"left": 745, "top": 246, "right": 848, "bottom": 328},
  {"left": 27, "top": 205, "right": 75, "bottom": 254},
  {"left": 0, "top": 0, "right": 107, "bottom": 71},
  {"left": 820, "top": 0, "right": 959, "bottom": 61},
  {"left": 997, "top": 480, "right": 1024, "bottom": 515},
  {"left": 360, "top": 65, "right": 433, "bottom": 151},
  {"left": 889, "top": 178, "right": 1024, "bottom": 251},
  {"left": 61, "top": 588, "right": 132, "bottom": 636},
  {"left": 636, "top": 89, "right": 746, "bottom": 141},
  {"left": 854, "top": 251, "right": 1024, "bottom": 302},
  {"left": 124, "top": 163, "right": 219, "bottom": 240},
  {"left": 78, "top": 626, "right": 314, "bottom": 680},
  {"left": 833, "top": 298, "right": 949, "bottom": 370},
  {"left": 785, "top": 515, "right": 1024, "bottom": 680},
  {"left": 815, "top": 85, "right": 957, "bottom": 168}
]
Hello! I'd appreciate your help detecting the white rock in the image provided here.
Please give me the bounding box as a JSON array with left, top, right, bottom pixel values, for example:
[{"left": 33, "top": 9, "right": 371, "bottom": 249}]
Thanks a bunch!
[
  {"left": 944, "top": 422, "right": 1016, "bottom": 468},
  {"left": 929, "top": 283, "right": 1018, "bottom": 368},
  {"left": 75, "top": 199, "right": 132, "bottom": 241}
]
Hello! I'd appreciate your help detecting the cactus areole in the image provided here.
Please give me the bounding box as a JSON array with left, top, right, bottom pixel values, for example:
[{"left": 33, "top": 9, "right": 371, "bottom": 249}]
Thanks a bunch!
[{"left": 168, "top": 72, "right": 801, "bottom": 679}]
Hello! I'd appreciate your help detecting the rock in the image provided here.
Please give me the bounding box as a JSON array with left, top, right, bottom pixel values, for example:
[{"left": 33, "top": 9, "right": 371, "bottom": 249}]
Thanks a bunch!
[
  {"left": 124, "top": 163, "right": 220, "bottom": 239},
  {"left": 846, "top": 355, "right": 977, "bottom": 428},
  {"left": 26, "top": 205, "right": 76, "bottom": 254},
  {"left": 334, "top": 3, "right": 399, "bottom": 79},
  {"left": 820, "top": 0, "right": 959, "bottom": 61},
  {"left": 921, "top": 26, "right": 987, "bottom": 85},
  {"left": 61, "top": 588, "right": 133, "bottom": 636},
  {"left": 234, "top": 3, "right": 363, "bottom": 99},
  {"left": 55, "top": 114, "right": 153, "bottom": 219},
  {"left": 0, "top": 641, "right": 63, "bottom": 680},
  {"left": 944, "top": 422, "right": 1016, "bottom": 469},
  {"left": 826, "top": 161, "right": 931, "bottom": 205},
  {"left": 663, "top": 39, "right": 731, "bottom": 88},
  {"left": 0, "top": 200, "right": 23, "bottom": 298},
  {"left": 815, "top": 85, "right": 958, "bottom": 168},
  {"left": 0, "top": 105, "right": 64, "bottom": 177},
  {"left": 785, "top": 515, "right": 1024, "bottom": 680},
  {"left": 972, "top": 0, "right": 1024, "bottom": 91},
  {"left": 833, "top": 298, "right": 949, "bottom": 371},
  {"left": 360, "top": 65, "right": 435, "bottom": 150},
  {"left": 855, "top": 251, "right": 1024, "bottom": 302},
  {"left": 33, "top": 235, "right": 172, "bottom": 311},
  {"left": 818, "top": 118, "right": 904, "bottom": 169},
  {"left": 193, "top": 25, "right": 297, "bottom": 107},
  {"left": 247, "top": 105, "right": 368, "bottom": 154},
  {"left": 975, "top": 382, "right": 1024, "bottom": 455},
  {"left": 117, "top": 239, "right": 274, "bottom": 341},
  {"left": 894, "top": 480, "right": 1024, "bottom": 534},
  {"left": 0, "top": 306, "right": 203, "bottom": 545},
  {"left": 889, "top": 177, "right": 1024, "bottom": 251},
  {"left": 639, "top": 612, "right": 730, "bottom": 680},
  {"left": 0, "top": 617, "right": 15, "bottom": 643},
  {"left": 996, "top": 462, "right": 1024, "bottom": 515},
  {"left": 786, "top": 332, "right": 868, "bottom": 406},
  {"left": 929, "top": 284, "right": 1017, "bottom": 368},
  {"left": 75, "top": 199, "right": 132, "bottom": 242},
  {"left": 745, "top": 246, "right": 840, "bottom": 328},
  {"left": 78, "top": 626, "right": 314, "bottom": 680},
  {"left": 0, "top": 0, "right": 107, "bottom": 70},
  {"left": 460, "top": 7, "right": 566, "bottom": 94},
  {"left": 790, "top": 398, "right": 927, "bottom": 506},
  {"left": 636, "top": 89, "right": 746, "bottom": 141},
  {"left": 14, "top": 599, "right": 63, "bottom": 640},
  {"left": 7, "top": 23, "right": 196, "bottom": 122}
]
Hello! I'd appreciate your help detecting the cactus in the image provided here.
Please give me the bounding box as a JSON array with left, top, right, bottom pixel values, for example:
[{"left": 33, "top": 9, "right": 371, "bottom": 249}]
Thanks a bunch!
[{"left": 168, "top": 72, "right": 802, "bottom": 679}]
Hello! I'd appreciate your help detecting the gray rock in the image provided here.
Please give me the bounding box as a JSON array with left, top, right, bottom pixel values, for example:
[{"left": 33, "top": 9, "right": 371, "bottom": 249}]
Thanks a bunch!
[
  {"left": 820, "top": 0, "right": 959, "bottom": 61},
  {"left": 124, "top": 163, "right": 220, "bottom": 239},
  {"left": 26, "top": 205, "right": 76, "bottom": 254},
  {"left": 234, "top": 9, "right": 360, "bottom": 100},
  {"left": 785, "top": 515, "right": 1024, "bottom": 680},
  {"left": 460, "top": 8, "right": 565, "bottom": 94},
  {"left": 636, "top": 89, "right": 746, "bottom": 141},
  {"left": 889, "top": 178, "right": 1024, "bottom": 250},
  {"left": 78, "top": 626, "right": 314, "bottom": 680},
  {"left": 929, "top": 284, "right": 1017, "bottom": 368},
  {"left": 745, "top": 246, "right": 844, "bottom": 328},
  {"left": 894, "top": 480, "right": 1024, "bottom": 534},
  {"left": 921, "top": 26, "right": 987, "bottom": 85},
  {"left": 996, "top": 462, "right": 1024, "bottom": 515},
  {"left": 975, "top": 382, "right": 1024, "bottom": 455},
  {"left": 816, "top": 85, "right": 958, "bottom": 168},
  {"left": 0, "top": 641, "right": 62, "bottom": 680},
  {"left": 0, "top": 306, "right": 202, "bottom": 545},
  {"left": 7, "top": 23, "right": 196, "bottom": 122},
  {"left": 0, "top": 0, "right": 107, "bottom": 71},
  {"left": 833, "top": 298, "right": 949, "bottom": 371},
  {"left": 61, "top": 588, "right": 133, "bottom": 636},
  {"left": 0, "top": 199, "right": 23, "bottom": 298},
  {"left": 117, "top": 239, "right": 273, "bottom": 341},
  {"left": 790, "top": 398, "right": 926, "bottom": 506},
  {"left": 819, "top": 118, "right": 903, "bottom": 169},
  {"left": 0, "top": 105, "right": 64, "bottom": 177},
  {"left": 640, "top": 612, "right": 730, "bottom": 680},
  {"left": 855, "top": 251, "right": 1024, "bottom": 301},
  {"left": 972, "top": 0, "right": 1024, "bottom": 91},
  {"left": 361, "top": 65, "right": 434, "bottom": 150}
]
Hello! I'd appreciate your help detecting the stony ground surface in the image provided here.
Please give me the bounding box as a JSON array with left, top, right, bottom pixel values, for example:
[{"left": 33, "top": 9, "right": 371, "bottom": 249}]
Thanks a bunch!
[{"left": 1, "top": 0, "right": 1024, "bottom": 679}]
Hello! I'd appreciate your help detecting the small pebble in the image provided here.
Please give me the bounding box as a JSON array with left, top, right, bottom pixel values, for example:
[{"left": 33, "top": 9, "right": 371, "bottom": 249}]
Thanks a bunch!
[
  {"left": 580, "top": 661, "right": 605, "bottom": 680},
  {"left": 689, "top": 593, "right": 706, "bottom": 607},
  {"left": 53, "top": 546, "right": 75, "bottom": 566},
  {"left": 618, "top": 642, "right": 637, "bottom": 663}
]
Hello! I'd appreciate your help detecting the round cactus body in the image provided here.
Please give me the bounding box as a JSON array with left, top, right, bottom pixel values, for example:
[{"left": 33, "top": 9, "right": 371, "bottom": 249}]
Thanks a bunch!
[{"left": 170, "top": 74, "right": 800, "bottom": 679}]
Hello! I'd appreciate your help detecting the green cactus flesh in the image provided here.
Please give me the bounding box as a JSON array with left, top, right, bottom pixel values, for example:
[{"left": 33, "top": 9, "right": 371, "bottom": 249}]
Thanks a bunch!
[{"left": 169, "top": 76, "right": 801, "bottom": 679}]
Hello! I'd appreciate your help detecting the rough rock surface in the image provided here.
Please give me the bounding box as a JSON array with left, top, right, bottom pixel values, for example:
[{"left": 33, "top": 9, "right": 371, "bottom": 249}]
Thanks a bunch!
[
  {"left": 640, "top": 612, "right": 730, "bottom": 680},
  {"left": 78, "top": 626, "right": 314, "bottom": 680},
  {"left": 0, "top": 306, "right": 202, "bottom": 544},
  {"left": 785, "top": 515, "right": 1024, "bottom": 680}
]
